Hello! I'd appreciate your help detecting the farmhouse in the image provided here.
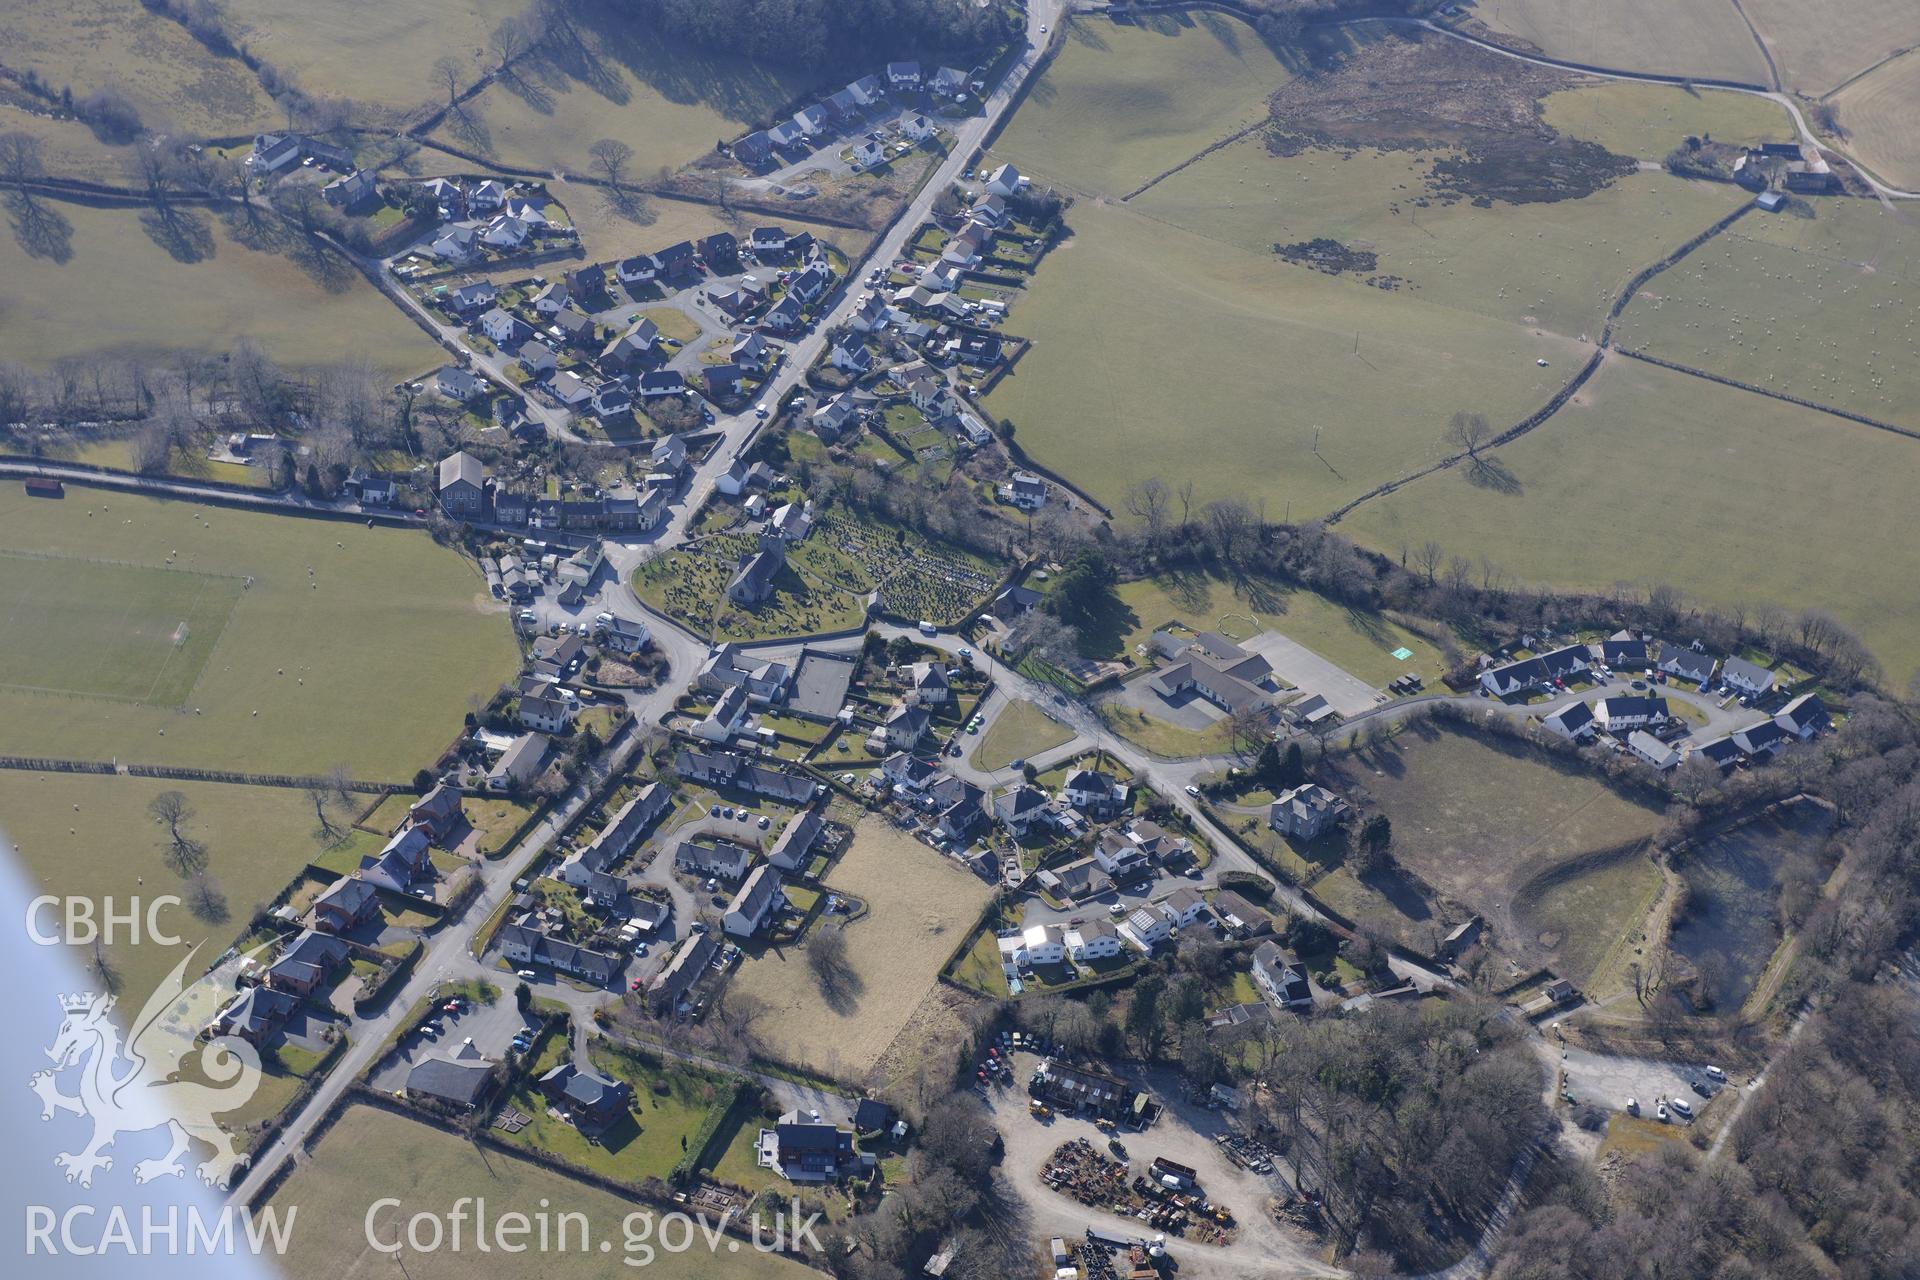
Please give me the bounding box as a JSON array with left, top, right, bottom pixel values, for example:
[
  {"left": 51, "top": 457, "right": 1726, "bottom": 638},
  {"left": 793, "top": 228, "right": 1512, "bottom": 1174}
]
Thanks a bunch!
[
  {"left": 723, "top": 864, "right": 786, "bottom": 938},
  {"left": 1251, "top": 940, "right": 1313, "bottom": 1010},
  {"left": 1149, "top": 631, "right": 1279, "bottom": 714},
  {"left": 1479, "top": 645, "right": 1589, "bottom": 697},
  {"left": 1592, "top": 695, "right": 1669, "bottom": 733},
  {"left": 646, "top": 932, "right": 718, "bottom": 1015},
  {"left": 1721, "top": 657, "right": 1776, "bottom": 696},
  {"left": 1267, "top": 784, "right": 1350, "bottom": 841}
]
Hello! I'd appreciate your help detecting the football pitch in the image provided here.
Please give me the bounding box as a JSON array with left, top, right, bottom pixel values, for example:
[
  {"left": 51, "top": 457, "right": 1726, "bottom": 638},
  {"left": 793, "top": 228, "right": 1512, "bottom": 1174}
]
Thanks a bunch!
[{"left": 0, "top": 552, "right": 242, "bottom": 705}]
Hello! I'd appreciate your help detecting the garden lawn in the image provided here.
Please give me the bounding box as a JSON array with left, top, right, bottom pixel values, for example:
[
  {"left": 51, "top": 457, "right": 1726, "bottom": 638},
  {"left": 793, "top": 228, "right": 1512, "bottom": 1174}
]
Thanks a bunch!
[
  {"left": 0, "top": 200, "right": 441, "bottom": 377},
  {"left": 269, "top": 1105, "right": 815, "bottom": 1280},
  {"left": 1611, "top": 199, "right": 1920, "bottom": 431},
  {"left": 983, "top": 198, "right": 1583, "bottom": 515},
  {"left": 972, "top": 699, "right": 1073, "bottom": 771},
  {"left": 1341, "top": 356, "right": 1920, "bottom": 687},
  {"left": 498, "top": 1041, "right": 729, "bottom": 1187},
  {"left": 0, "top": 489, "right": 520, "bottom": 774},
  {"left": 992, "top": 11, "right": 1295, "bottom": 198},
  {"left": 0, "top": 772, "right": 342, "bottom": 1002},
  {"left": 728, "top": 819, "right": 989, "bottom": 1078}
]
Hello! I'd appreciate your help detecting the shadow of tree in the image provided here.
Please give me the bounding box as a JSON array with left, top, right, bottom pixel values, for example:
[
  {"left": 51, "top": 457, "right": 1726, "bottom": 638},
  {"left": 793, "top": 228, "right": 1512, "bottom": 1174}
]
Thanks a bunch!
[
  {"left": 139, "top": 206, "right": 215, "bottom": 263},
  {"left": 6, "top": 193, "right": 74, "bottom": 263},
  {"left": 1466, "top": 454, "right": 1524, "bottom": 494},
  {"left": 599, "top": 187, "right": 658, "bottom": 228}
]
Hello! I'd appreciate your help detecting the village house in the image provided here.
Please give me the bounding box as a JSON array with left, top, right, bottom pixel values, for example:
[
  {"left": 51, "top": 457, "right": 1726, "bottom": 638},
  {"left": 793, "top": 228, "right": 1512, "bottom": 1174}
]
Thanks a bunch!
[
  {"left": 693, "top": 682, "right": 754, "bottom": 743},
  {"left": 675, "top": 838, "right": 755, "bottom": 883},
  {"left": 210, "top": 984, "right": 299, "bottom": 1047},
  {"left": 1028, "top": 1059, "right": 1135, "bottom": 1120},
  {"left": 1479, "top": 645, "right": 1590, "bottom": 697},
  {"left": 1092, "top": 830, "right": 1151, "bottom": 881},
  {"left": 519, "top": 687, "right": 576, "bottom": 734},
  {"left": 487, "top": 732, "right": 550, "bottom": 792},
  {"left": 479, "top": 307, "right": 531, "bottom": 348},
  {"left": 499, "top": 919, "right": 622, "bottom": 985},
  {"left": 759, "top": 1112, "right": 867, "bottom": 1183},
  {"left": 1003, "top": 472, "right": 1047, "bottom": 511},
  {"left": 600, "top": 319, "right": 661, "bottom": 371},
  {"left": 1775, "top": 693, "right": 1830, "bottom": 739},
  {"left": 930, "top": 779, "right": 987, "bottom": 843},
  {"left": 407, "top": 784, "right": 465, "bottom": 842},
  {"left": 1721, "top": 657, "right": 1777, "bottom": 697},
  {"left": 874, "top": 702, "right": 931, "bottom": 752},
  {"left": 1038, "top": 855, "right": 1111, "bottom": 904},
  {"left": 1268, "top": 784, "right": 1350, "bottom": 841},
  {"left": 1593, "top": 634, "right": 1650, "bottom": 670},
  {"left": 1002, "top": 923, "right": 1066, "bottom": 969},
  {"left": 311, "top": 876, "right": 380, "bottom": 934},
  {"left": 538, "top": 1062, "right": 631, "bottom": 1136},
  {"left": 699, "top": 643, "right": 791, "bottom": 704},
  {"left": 263, "top": 930, "right": 349, "bottom": 996},
  {"left": 559, "top": 783, "right": 669, "bottom": 887},
  {"left": 673, "top": 748, "right": 817, "bottom": 805},
  {"left": 1591, "top": 695, "right": 1669, "bottom": 733},
  {"left": 887, "top": 60, "right": 922, "bottom": 88},
  {"left": 994, "top": 785, "right": 1056, "bottom": 838},
  {"left": 1628, "top": 730, "right": 1681, "bottom": 771},
  {"left": 1251, "top": 941, "right": 1312, "bottom": 1010},
  {"left": 881, "top": 752, "right": 938, "bottom": 794},
  {"left": 1065, "top": 919, "right": 1126, "bottom": 963},
  {"left": 1059, "top": 768, "right": 1128, "bottom": 818},
  {"left": 1156, "top": 886, "right": 1210, "bottom": 929},
  {"left": 1119, "top": 906, "right": 1171, "bottom": 953},
  {"left": 449, "top": 281, "right": 497, "bottom": 313},
  {"left": 435, "top": 364, "right": 487, "bottom": 403},
  {"left": 724, "top": 864, "right": 786, "bottom": 938},
  {"left": 766, "top": 811, "right": 823, "bottom": 872},
  {"left": 646, "top": 932, "right": 718, "bottom": 1016},
  {"left": 322, "top": 167, "right": 378, "bottom": 209},
  {"left": 1657, "top": 645, "right": 1718, "bottom": 686},
  {"left": 1211, "top": 890, "right": 1272, "bottom": 938},
  {"left": 1539, "top": 700, "right": 1597, "bottom": 741},
  {"left": 1733, "top": 718, "right": 1787, "bottom": 758}
]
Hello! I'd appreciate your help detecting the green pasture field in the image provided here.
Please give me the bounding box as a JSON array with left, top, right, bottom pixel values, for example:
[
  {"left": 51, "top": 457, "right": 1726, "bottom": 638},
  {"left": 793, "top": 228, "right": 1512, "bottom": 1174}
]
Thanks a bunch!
[
  {"left": 1320, "top": 723, "right": 1664, "bottom": 981},
  {"left": 1131, "top": 132, "right": 1748, "bottom": 342},
  {"left": 1611, "top": 199, "right": 1920, "bottom": 431},
  {"left": 1740, "top": 0, "right": 1920, "bottom": 95},
  {"left": 972, "top": 699, "right": 1073, "bottom": 771},
  {"left": 0, "top": 552, "right": 243, "bottom": 703},
  {"left": 225, "top": 0, "right": 523, "bottom": 120},
  {"left": 1101, "top": 572, "right": 1447, "bottom": 688},
  {"left": 1341, "top": 357, "right": 1920, "bottom": 686},
  {"left": 1466, "top": 0, "right": 1770, "bottom": 86},
  {"left": 0, "top": 772, "right": 341, "bottom": 1001},
  {"left": 0, "top": 489, "right": 520, "bottom": 775},
  {"left": 0, "top": 200, "right": 442, "bottom": 377},
  {"left": 0, "top": 0, "right": 273, "bottom": 141},
  {"left": 1833, "top": 49, "right": 1920, "bottom": 189},
  {"left": 270, "top": 1105, "right": 816, "bottom": 1280},
  {"left": 984, "top": 199, "right": 1582, "bottom": 514},
  {"left": 991, "top": 11, "right": 1295, "bottom": 197},
  {"left": 1537, "top": 82, "right": 1795, "bottom": 159},
  {"left": 432, "top": 18, "right": 810, "bottom": 183}
]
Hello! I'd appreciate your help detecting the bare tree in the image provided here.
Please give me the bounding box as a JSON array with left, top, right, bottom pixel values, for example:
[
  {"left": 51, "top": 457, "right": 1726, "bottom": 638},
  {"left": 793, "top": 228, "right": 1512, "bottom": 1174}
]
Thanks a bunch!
[
  {"left": 589, "top": 137, "right": 634, "bottom": 197},
  {"left": 149, "top": 790, "right": 208, "bottom": 877},
  {"left": 1124, "top": 477, "right": 1170, "bottom": 547},
  {"left": 1414, "top": 539, "right": 1444, "bottom": 585},
  {"left": 1176, "top": 478, "right": 1195, "bottom": 530},
  {"left": 490, "top": 13, "right": 540, "bottom": 72},
  {"left": 432, "top": 55, "right": 468, "bottom": 115},
  {"left": 1445, "top": 410, "right": 1491, "bottom": 459},
  {"left": 307, "top": 786, "right": 346, "bottom": 843},
  {"left": 0, "top": 130, "right": 44, "bottom": 186}
]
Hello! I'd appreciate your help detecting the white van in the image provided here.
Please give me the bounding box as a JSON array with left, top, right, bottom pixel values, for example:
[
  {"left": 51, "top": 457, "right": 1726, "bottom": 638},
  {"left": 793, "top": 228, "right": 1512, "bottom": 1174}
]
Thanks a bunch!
[{"left": 918, "top": 620, "right": 937, "bottom": 636}]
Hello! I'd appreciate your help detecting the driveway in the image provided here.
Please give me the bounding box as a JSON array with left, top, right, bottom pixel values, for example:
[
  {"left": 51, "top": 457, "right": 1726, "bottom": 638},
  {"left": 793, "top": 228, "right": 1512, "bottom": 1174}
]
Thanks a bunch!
[
  {"left": 1237, "top": 631, "right": 1383, "bottom": 719},
  {"left": 988, "top": 1054, "right": 1340, "bottom": 1279}
]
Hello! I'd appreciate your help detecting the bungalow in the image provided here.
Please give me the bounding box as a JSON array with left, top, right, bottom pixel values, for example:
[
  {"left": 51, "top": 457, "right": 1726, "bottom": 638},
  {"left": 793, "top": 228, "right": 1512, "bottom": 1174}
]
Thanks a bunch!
[
  {"left": 1151, "top": 632, "right": 1278, "bottom": 715},
  {"left": 312, "top": 876, "right": 380, "bottom": 933},
  {"left": 1592, "top": 695, "right": 1669, "bottom": 733},
  {"left": 831, "top": 342, "right": 872, "bottom": 375},
  {"left": 951, "top": 330, "right": 1003, "bottom": 367},
  {"left": 479, "top": 307, "right": 530, "bottom": 348},
  {"left": 1594, "top": 634, "right": 1651, "bottom": 670},
  {"left": 211, "top": 984, "right": 298, "bottom": 1047},
  {"left": 887, "top": 60, "right": 922, "bottom": 88},
  {"left": 1065, "top": 919, "right": 1125, "bottom": 962},
  {"left": 1040, "top": 856, "right": 1111, "bottom": 903},
  {"left": 646, "top": 932, "right": 718, "bottom": 1015},
  {"left": 1657, "top": 645, "right": 1717, "bottom": 686},
  {"left": 766, "top": 811, "right": 823, "bottom": 872},
  {"left": 538, "top": 1062, "right": 631, "bottom": 1135},
  {"left": 436, "top": 450, "right": 487, "bottom": 514},
  {"left": 1479, "top": 645, "right": 1590, "bottom": 697},
  {"left": 1721, "top": 657, "right": 1776, "bottom": 696},
  {"left": 1539, "top": 700, "right": 1597, "bottom": 741},
  {"left": 1774, "top": 692, "right": 1829, "bottom": 739},
  {"left": 548, "top": 369, "right": 592, "bottom": 406},
  {"left": 1060, "top": 768, "right": 1128, "bottom": 818},
  {"left": 436, "top": 365, "right": 487, "bottom": 403},
  {"left": 1628, "top": 730, "right": 1681, "bottom": 771},
  {"left": 1211, "top": 890, "right": 1272, "bottom": 937},
  {"left": 984, "top": 162, "right": 1024, "bottom": 196},
  {"left": 724, "top": 864, "right": 786, "bottom": 938},
  {"left": 486, "top": 732, "right": 550, "bottom": 792},
  {"left": 449, "top": 281, "right": 497, "bottom": 313},
  {"left": 638, "top": 368, "right": 686, "bottom": 398},
  {"left": 264, "top": 930, "right": 349, "bottom": 996},
  {"left": 1251, "top": 941, "right": 1312, "bottom": 1010},
  {"left": 1268, "top": 784, "right": 1349, "bottom": 841}
]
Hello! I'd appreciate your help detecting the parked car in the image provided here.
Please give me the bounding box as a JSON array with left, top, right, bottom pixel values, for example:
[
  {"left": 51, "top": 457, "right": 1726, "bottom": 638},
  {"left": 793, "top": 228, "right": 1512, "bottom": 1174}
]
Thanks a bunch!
[
  {"left": 1669, "top": 1097, "right": 1693, "bottom": 1119},
  {"left": 1625, "top": 1097, "right": 1638, "bottom": 1116}
]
